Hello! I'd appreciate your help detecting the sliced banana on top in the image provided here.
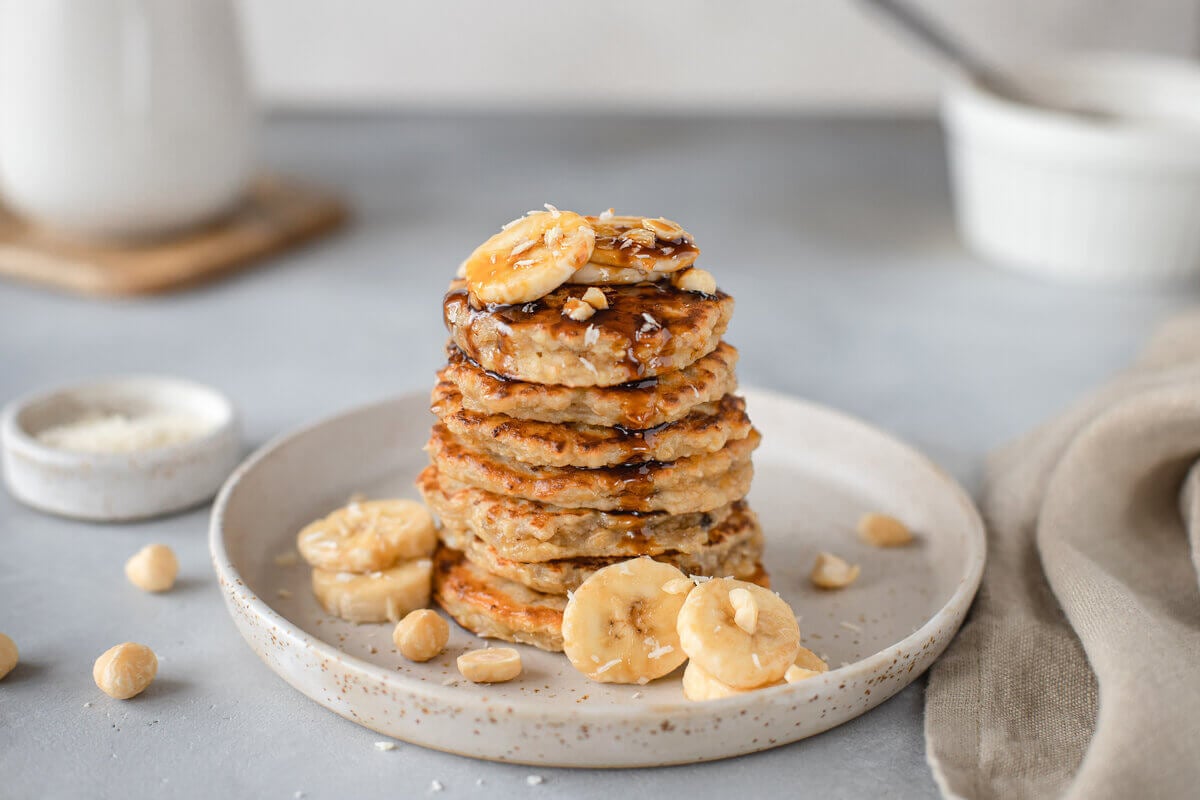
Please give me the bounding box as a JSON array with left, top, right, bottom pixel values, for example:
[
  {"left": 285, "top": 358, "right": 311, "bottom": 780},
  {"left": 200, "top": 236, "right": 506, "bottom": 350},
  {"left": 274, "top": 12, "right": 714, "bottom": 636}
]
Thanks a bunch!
[
  {"left": 462, "top": 210, "right": 595, "bottom": 305},
  {"left": 561, "top": 557, "right": 690, "bottom": 684},
  {"left": 586, "top": 214, "right": 698, "bottom": 273},
  {"left": 676, "top": 578, "right": 801, "bottom": 690},
  {"left": 297, "top": 499, "right": 437, "bottom": 573}
]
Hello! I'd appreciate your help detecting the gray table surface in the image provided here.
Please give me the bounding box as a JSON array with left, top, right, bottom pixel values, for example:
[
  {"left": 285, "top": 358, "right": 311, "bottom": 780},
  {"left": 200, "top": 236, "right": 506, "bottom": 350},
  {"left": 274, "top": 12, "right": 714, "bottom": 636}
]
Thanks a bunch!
[{"left": 1, "top": 114, "right": 1194, "bottom": 800}]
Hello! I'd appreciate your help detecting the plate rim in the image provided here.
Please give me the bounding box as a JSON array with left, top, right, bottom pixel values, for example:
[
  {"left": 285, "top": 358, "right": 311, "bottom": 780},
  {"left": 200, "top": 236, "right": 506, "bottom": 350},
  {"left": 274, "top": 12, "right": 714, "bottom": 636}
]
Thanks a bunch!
[{"left": 209, "top": 386, "right": 986, "bottom": 724}]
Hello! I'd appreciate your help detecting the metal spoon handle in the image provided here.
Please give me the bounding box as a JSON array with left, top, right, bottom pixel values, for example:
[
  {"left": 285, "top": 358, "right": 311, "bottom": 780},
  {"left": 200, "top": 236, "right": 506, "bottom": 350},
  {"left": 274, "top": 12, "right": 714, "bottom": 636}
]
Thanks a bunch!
[{"left": 858, "top": 0, "right": 1028, "bottom": 101}]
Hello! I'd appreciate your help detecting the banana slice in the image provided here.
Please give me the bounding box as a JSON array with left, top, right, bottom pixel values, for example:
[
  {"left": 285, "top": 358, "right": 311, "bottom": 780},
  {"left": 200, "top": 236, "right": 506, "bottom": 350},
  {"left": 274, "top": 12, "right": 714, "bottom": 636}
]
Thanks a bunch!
[
  {"left": 682, "top": 660, "right": 782, "bottom": 701},
  {"left": 462, "top": 210, "right": 595, "bottom": 304},
  {"left": 565, "top": 262, "right": 668, "bottom": 285},
  {"left": 457, "top": 647, "right": 522, "bottom": 683},
  {"left": 586, "top": 214, "right": 698, "bottom": 273},
  {"left": 311, "top": 559, "right": 433, "bottom": 624},
  {"left": 297, "top": 499, "right": 436, "bottom": 574},
  {"left": 676, "top": 578, "right": 800, "bottom": 690},
  {"left": 561, "top": 557, "right": 689, "bottom": 684}
]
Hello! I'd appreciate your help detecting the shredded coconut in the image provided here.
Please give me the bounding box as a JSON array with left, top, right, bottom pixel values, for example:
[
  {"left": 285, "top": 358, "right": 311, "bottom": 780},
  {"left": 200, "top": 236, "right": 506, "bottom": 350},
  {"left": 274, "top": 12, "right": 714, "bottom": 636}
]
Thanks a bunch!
[
  {"left": 584, "top": 325, "right": 600, "bottom": 347},
  {"left": 37, "top": 410, "right": 211, "bottom": 454},
  {"left": 595, "top": 658, "right": 622, "bottom": 675},
  {"left": 543, "top": 203, "right": 561, "bottom": 217},
  {"left": 526, "top": 775, "right": 545, "bottom": 786},
  {"left": 578, "top": 357, "right": 598, "bottom": 376},
  {"left": 374, "top": 741, "right": 397, "bottom": 751},
  {"left": 647, "top": 644, "right": 674, "bottom": 660},
  {"left": 839, "top": 621, "right": 862, "bottom": 633},
  {"left": 510, "top": 239, "right": 536, "bottom": 257},
  {"left": 752, "top": 653, "right": 762, "bottom": 669},
  {"left": 599, "top": 208, "right": 615, "bottom": 220}
]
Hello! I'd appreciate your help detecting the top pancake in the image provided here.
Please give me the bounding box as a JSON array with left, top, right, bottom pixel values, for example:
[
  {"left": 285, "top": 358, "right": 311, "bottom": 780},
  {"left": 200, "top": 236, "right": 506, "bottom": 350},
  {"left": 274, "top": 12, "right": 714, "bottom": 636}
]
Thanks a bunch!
[
  {"left": 443, "top": 280, "right": 734, "bottom": 387},
  {"left": 439, "top": 341, "right": 739, "bottom": 429}
]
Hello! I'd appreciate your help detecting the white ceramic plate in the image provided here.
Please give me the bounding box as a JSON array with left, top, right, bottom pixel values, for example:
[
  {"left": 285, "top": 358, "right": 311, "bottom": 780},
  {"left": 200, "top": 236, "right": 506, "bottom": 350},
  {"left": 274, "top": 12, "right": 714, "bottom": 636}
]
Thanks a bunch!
[{"left": 210, "top": 388, "right": 984, "bottom": 767}]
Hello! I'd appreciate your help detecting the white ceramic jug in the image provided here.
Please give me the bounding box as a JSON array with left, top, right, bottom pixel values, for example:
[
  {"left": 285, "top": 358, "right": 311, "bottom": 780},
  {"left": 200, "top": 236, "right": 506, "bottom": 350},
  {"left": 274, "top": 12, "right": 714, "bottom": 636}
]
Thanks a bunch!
[{"left": 0, "top": 0, "right": 256, "bottom": 240}]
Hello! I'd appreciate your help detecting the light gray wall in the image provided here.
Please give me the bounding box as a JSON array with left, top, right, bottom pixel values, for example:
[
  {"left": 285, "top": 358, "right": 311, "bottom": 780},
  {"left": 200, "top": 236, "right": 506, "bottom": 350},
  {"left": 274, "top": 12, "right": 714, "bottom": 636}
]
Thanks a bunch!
[{"left": 238, "top": 0, "right": 1200, "bottom": 112}]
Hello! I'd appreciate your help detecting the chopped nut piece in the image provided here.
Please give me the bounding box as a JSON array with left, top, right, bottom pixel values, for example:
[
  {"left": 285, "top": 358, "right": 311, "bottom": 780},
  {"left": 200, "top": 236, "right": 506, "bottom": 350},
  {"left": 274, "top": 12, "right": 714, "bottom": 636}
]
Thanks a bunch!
[
  {"left": 457, "top": 648, "right": 522, "bottom": 683},
  {"left": 794, "top": 646, "right": 829, "bottom": 674},
  {"left": 581, "top": 286, "right": 608, "bottom": 310},
  {"left": 641, "top": 216, "right": 688, "bottom": 241},
  {"left": 0, "top": 633, "right": 17, "bottom": 680},
  {"left": 125, "top": 544, "right": 179, "bottom": 593},
  {"left": 671, "top": 268, "right": 717, "bottom": 295},
  {"left": 728, "top": 587, "right": 759, "bottom": 635},
  {"left": 621, "top": 228, "right": 655, "bottom": 247},
  {"left": 785, "top": 665, "right": 820, "bottom": 683},
  {"left": 562, "top": 297, "right": 596, "bottom": 321},
  {"left": 810, "top": 552, "right": 861, "bottom": 590},
  {"left": 93, "top": 643, "right": 158, "bottom": 699},
  {"left": 393, "top": 609, "right": 449, "bottom": 662},
  {"left": 858, "top": 512, "right": 914, "bottom": 547}
]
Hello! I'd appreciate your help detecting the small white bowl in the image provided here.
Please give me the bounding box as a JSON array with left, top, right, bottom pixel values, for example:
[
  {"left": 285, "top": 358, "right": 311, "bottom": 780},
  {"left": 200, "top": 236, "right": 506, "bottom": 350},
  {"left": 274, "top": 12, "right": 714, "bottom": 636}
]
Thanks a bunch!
[
  {"left": 1, "top": 376, "right": 241, "bottom": 521},
  {"left": 942, "top": 52, "right": 1200, "bottom": 283}
]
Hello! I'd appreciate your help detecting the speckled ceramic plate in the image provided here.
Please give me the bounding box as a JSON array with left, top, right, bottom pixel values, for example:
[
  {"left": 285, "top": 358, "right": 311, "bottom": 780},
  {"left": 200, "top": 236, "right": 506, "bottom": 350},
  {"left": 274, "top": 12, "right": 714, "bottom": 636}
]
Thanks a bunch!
[{"left": 210, "top": 388, "right": 984, "bottom": 767}]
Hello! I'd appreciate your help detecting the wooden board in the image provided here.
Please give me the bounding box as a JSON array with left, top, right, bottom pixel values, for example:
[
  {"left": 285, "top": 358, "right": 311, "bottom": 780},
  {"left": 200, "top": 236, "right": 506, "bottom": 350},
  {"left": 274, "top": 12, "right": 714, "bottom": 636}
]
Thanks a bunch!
[{"left": 0, "top": 175, "right": 348, "bottom": 297}]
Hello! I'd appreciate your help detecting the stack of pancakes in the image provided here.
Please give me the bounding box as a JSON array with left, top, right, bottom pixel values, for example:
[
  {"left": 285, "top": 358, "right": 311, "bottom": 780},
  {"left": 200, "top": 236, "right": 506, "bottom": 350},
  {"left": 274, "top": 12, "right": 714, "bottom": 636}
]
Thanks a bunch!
[{"left": 419, "top": 216, "right": 763, "bottom": 652}]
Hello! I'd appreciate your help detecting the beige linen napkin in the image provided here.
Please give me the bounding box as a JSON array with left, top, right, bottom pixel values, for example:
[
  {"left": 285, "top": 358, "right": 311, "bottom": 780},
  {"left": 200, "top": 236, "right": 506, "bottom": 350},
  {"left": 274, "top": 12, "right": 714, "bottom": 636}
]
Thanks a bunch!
[{"left": 925, "top": 311, "right": 1200, "bottom": 800}]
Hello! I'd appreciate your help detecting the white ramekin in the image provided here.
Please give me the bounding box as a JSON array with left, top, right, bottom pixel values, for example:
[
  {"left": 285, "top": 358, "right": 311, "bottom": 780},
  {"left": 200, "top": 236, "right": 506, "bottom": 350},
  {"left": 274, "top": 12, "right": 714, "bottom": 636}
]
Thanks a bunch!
[
  {"left": 1, "top": 376, "right": 241, "bottom": 521},
  {"left": 941, "top": 53, "right": 1200, "bottom": 284}
]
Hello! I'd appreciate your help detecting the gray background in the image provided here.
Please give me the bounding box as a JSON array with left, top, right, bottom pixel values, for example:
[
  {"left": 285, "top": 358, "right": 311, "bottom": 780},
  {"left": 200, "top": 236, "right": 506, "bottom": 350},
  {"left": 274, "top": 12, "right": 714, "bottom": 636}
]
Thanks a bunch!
[{"left": 0, "top": 115, "right": 1191, "bottom": 799}]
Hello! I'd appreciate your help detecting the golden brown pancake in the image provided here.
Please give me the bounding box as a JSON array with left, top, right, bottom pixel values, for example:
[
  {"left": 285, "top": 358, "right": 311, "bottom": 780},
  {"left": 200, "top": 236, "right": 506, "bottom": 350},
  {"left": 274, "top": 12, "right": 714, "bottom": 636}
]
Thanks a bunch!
[
  {"left": 439, "top": 341, "right": 739, "bottom": 429},
  {"left": 417, "top": 466, "right": 737, "bottom": 561},
  {"left": 432, "top": 379, "right": 752, "bottom": 468},
  {"left": 426, "top": 424, "right": 759, "bottom": 514},
  {"left": 452, "top": 504, "right": 765, "bottom": 594},
  {"left": 442, "top": 280, "right": 734, "bottom": 387},
  {"left": 433, "top": 546, "right": 566, "bottom": 652}
]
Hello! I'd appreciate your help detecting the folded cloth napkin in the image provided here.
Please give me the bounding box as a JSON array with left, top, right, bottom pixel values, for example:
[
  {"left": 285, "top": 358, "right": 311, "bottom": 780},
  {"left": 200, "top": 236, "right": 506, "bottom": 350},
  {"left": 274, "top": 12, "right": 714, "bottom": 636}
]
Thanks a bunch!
[{"left": 925, "top": 311, "right": 1200, "bottom": 800}]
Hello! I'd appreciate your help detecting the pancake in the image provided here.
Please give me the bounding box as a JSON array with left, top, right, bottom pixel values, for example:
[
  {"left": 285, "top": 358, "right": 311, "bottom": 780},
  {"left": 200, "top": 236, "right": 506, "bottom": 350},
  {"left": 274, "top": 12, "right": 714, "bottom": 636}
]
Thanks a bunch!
[
  {"left": 433, "top": 546, "right": 566, "bottom": 652},
  {"left": 432, "top": 379, "right": 752, "bottom": 468},
  {"left": 433, "top": 547, "right": 771, "bottom": 653},
  {"left": 439, "top": 341, "right": 739, "bottom": 429},
  {"left": 443, "top": 280, "right": 734, "bottom": 387},
  {"left": 453, "top": 505, "right": 765, "bottom": 594},
  {"left": 417, "top": 466, "right": 737, "bottom": 561},
  {"left": 426, "top": 424, "right": 759, "bottom": 514}
]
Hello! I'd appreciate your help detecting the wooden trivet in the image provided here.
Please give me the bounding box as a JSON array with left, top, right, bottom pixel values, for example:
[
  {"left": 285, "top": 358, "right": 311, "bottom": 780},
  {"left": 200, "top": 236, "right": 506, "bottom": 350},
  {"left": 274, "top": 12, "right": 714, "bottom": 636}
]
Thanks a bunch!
[{"left": 0, "top": 175, "right": 348, "bottom": 296}]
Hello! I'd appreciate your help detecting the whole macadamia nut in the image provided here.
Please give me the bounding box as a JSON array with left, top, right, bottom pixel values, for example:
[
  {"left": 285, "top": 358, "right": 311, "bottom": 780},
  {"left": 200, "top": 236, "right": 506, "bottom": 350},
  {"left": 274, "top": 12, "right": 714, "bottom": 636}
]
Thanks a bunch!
[
  {"left": 392, "top": 609, "right": 449, "bottom": 662},
  {"left": 125, "top": 544, "right": 179, "bottom": 592},
  {"left": 93, "top": 643, "right": 158, "bottom": 699}
]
